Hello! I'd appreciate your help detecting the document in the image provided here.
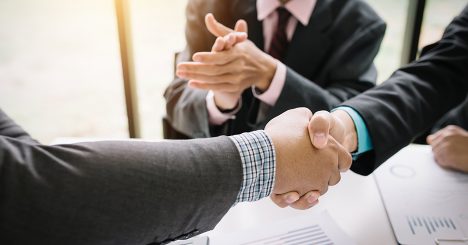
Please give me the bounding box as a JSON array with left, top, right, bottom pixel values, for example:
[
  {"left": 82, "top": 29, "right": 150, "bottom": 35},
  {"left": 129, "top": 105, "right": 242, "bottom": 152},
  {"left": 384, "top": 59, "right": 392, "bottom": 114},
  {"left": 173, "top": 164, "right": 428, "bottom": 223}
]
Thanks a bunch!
[
  {"left": 209, "top": 210, "right": 355, "bottom": 245},
  {"left": 374, "top": 145, "right": 468, "bottom": 245}
]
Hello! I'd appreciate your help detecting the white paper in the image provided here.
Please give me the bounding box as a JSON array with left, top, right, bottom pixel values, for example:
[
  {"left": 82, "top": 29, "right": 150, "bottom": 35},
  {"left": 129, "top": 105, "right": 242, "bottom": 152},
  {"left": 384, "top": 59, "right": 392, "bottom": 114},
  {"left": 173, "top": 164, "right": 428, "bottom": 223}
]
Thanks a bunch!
[
  {"left": 209, "top": 210, "right": 355, "bottom": 245},
  {"left": 374, "top": 145, "right": 468, "bottom": 245}
]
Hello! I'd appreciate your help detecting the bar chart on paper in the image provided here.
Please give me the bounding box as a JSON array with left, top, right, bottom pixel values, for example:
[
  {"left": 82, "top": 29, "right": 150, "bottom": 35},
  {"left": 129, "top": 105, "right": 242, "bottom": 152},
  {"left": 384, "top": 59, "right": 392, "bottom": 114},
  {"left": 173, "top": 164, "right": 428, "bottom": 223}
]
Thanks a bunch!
[
  {"left": 209, "top": 210, "right": 355, "bottom": 245},
  {"left": 374, "top": 145, "right": 468, "bottom": 245},
  {"left": 240, "top": 225, "right": 332, "bottom": 245},
  {"left": 406, "top": 215, "right": 459, "bottom": 236}
]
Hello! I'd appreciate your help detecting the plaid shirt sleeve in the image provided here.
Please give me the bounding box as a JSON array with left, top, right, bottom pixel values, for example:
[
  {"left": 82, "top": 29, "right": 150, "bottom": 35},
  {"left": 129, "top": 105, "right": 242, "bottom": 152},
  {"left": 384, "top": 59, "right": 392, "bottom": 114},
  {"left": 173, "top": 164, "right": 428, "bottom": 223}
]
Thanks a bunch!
[{"left": 229, "top": 130, "right": 276, "bottom": 204}]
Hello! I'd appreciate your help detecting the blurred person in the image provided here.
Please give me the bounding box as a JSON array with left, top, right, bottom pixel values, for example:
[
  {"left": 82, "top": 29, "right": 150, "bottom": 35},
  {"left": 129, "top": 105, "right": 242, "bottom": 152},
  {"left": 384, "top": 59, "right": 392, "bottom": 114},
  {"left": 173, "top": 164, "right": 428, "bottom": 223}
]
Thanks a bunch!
[
  {"left": 165, "top": 0, "right": 385, "bottom": 138},
  {"left": 0, "top": 107, "right": 350, "bottom": 245}
]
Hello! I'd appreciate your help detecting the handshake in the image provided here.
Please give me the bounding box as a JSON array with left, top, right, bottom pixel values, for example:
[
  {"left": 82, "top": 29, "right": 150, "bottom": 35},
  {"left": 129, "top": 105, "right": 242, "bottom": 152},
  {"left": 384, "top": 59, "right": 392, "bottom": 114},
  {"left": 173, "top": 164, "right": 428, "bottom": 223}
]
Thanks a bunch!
[
  {"left": 265, "top": 108, "right": 356, "bottom": 210},
  {"left": 176, "top": 14, "right": 361, "bottom": 210}
]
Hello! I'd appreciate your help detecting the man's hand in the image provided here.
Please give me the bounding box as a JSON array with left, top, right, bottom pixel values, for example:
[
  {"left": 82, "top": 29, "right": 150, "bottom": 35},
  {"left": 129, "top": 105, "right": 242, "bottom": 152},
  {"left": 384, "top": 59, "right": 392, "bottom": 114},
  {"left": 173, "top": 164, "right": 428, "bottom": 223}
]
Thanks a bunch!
[
  {"left": 427, "top": 125, "right": 468, "bottom": 173},
  {"left": 265, "top": 108, "right": 352, "bottom": 209},
  {"left": 270, "top": 110, "right": 358, "bottom": 208},
  {"left": 208, "top": 31, "right": 248, "bottom": 110},
  {"left": 176, "top": 14, "right": 277, "bottom": 102}
]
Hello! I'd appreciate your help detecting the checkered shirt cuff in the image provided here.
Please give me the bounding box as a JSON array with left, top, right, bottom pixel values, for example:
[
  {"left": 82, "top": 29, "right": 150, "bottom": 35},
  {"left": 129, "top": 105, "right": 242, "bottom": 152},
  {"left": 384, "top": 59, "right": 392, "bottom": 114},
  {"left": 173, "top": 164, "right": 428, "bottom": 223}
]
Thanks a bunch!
[{"left": 229, "top": 130, "right": 276, "bottom": 203}]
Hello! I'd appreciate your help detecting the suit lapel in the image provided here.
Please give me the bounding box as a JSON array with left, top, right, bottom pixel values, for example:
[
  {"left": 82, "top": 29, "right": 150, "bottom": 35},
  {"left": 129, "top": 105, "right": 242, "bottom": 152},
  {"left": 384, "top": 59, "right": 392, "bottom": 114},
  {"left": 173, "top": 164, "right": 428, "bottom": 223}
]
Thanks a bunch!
[
  {"left": 284, "top": 0, "right": 333, "bottom": 82},
  {"left": 233, "top": 0, "right": 264, "bottom": 50}
]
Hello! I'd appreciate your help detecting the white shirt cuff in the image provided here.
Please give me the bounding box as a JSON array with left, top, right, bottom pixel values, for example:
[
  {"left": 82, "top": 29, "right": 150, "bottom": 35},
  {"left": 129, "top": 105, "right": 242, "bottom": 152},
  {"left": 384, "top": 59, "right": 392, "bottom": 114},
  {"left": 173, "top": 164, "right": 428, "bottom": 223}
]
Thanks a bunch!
[
  {"left": 206, "top": 90, "right": 242, "bottom": 125},
  {"left": 252, "top": 61, "right": 286, "bottom": 106}
]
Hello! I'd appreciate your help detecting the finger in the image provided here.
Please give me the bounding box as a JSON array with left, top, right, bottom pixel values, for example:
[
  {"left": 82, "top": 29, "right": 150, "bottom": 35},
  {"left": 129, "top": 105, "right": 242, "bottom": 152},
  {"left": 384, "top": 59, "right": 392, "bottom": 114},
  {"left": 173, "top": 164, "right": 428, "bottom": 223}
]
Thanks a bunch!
[
  {"left": 289, "top": 191, "right": 321, "bottom": 210},
  {"left": 224, "top": 32, "right": 248, "bottom": 49},
  {"left": 205, "top": 13, "right": 233, "bottom": 37},
  {"left": 432, "top": 143, "right": 450, "bottom": 168},
  {"left": 234, "top": 19, "right": 248, "bottom": 33},
  {"left": 308, "top": 111, "right": 334, "bottom": 149},
  {"left": 180, "top": 71, "right": 237, "bottom": 84},
  {"left": 223, "top": 34, "right": 237, "bottom": 50},
  {"left": 427, "top": 129, "right": 445, "bottom": 147},
  {"left": 328, "top": 168, "right": 341, "bottom": 186},
  {"left": 270, "top": 192, "right": 300, "bottom": 208},
  {"left": 177, "top": 62, "right": 230, "bottom": 77},
  {"left": 334, "top": 138, "right": 353, "bottom": 172},
  {"left": 426, "top": 134, "right": 435, "bottom": 144},
  {"left": 192, "top": 51, "right": 235, "bottom": 65},
  {"left": 212, "top": 36, "right": 226, "bottom": 52},
  {"left": 189, "top": 80, "right": 241, "bottom": 93}
]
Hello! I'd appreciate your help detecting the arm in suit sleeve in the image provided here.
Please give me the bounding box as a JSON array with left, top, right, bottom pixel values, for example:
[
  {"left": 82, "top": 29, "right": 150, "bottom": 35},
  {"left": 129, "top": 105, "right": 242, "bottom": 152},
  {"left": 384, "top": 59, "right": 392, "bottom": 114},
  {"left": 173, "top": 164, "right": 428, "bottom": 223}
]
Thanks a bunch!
[
  {"left": 266, "top": 9, "right": 386, "bottom": 122},
  {"left": 342, "top": 6, "right": 468, "bottom": 175},
  {"left": 164, "top": 0, "right": 234, "bottom": 138},
  {"left": 0, "top": 109, "right": 38, "bottom": 144},
  {"left": 0, "top": 134, "right": 243, "bottom": 244}
]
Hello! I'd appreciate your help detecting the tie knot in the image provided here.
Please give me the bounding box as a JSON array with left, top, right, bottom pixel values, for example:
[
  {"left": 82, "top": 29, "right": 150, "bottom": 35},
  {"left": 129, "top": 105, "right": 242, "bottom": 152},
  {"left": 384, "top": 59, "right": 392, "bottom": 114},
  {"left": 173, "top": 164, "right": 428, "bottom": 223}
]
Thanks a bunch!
[{"left": 276, "top": 7, "right": 291, "bottom": 23}]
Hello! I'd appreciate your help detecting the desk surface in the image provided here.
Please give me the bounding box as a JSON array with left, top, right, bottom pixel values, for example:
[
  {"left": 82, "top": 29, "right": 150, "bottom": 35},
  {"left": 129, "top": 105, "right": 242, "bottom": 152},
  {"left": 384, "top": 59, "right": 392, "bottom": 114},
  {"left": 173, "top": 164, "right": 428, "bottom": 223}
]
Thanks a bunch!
[{"left": 206, "top": 170, "right": 397, "bottom": 245}]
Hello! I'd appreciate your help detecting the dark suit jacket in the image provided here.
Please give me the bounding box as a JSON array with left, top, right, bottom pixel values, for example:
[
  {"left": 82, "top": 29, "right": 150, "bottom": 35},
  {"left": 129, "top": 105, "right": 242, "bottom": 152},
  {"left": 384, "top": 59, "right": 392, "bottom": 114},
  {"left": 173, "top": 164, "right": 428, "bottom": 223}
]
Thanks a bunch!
[
  {"left": 0, "top": 109, "right": 242, "bottom": 245},
  {"left": 164, "top": 0, "right": 386, "bottom": 138},
  {"left": 343, "top": 5, "right": 468, "bottom": 175},
  {"left": 432, "top": 97, "right": 468, "bottom": 131}
]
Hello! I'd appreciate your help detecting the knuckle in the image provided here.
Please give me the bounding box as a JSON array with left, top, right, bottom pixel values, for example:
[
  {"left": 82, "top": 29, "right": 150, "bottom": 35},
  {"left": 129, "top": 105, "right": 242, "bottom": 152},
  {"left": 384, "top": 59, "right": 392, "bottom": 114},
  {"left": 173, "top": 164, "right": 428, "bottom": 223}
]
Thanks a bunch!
[{"left": 446, "top": 125, "right": 458, "bottom": 131}]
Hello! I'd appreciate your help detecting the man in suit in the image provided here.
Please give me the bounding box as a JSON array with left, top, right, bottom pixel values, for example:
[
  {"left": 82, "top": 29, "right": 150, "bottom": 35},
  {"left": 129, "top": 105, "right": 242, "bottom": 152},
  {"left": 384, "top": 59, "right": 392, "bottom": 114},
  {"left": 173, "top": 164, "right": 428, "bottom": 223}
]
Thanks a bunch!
[
  {"left": 164, "top": 0, "right": 386, "bottom": 138},
  {"left": 0, "top": 107, "right": 350, "bottom": 245},
  {"left": 270, "top": 4, "right": 468, "bottom": 207}
]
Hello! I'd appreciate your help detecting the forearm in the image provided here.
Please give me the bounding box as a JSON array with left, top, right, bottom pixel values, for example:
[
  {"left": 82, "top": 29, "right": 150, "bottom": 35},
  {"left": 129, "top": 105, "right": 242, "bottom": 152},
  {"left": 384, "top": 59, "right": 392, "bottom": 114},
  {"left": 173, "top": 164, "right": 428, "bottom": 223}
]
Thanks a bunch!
[{"left": 0, "top": 136, "right": 243, "bottom": 244}]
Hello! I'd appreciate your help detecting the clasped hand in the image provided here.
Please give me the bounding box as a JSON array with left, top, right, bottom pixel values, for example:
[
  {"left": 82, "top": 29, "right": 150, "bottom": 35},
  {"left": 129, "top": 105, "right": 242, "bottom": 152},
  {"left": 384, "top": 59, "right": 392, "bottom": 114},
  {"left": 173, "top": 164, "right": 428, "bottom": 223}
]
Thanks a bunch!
[{"left": 176, "top": 14, "right": 277, "bottom": 110}]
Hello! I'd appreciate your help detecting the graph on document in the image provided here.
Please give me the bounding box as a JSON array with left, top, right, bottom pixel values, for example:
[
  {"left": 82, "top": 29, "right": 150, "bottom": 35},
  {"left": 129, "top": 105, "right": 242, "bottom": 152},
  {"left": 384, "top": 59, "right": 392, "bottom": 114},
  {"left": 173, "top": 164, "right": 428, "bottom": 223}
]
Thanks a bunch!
[
  {"left": 240, "top": 225, "right": 333, "bottom": 245},
  {"left": 210, "top": 211, "right": 354, "bottom": 245},
  {"left": 406, "top": 215, "right": 459, "bottom": 236}
]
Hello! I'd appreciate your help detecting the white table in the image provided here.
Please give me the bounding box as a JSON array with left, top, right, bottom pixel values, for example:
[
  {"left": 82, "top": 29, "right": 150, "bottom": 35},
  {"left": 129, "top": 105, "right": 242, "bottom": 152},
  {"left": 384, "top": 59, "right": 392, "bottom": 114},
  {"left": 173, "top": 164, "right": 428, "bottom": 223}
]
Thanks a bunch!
[{"left": 205, "top": 170, "right": 397, "bottom": 245}]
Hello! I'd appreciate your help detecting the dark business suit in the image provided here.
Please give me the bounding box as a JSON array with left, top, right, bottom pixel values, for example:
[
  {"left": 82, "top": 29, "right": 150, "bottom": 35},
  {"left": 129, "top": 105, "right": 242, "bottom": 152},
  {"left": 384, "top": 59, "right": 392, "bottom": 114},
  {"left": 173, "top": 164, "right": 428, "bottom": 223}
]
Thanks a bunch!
[
  {"left": 164, "top": 0, "right": 386, "bottom": 138},
  {"left": 0, "top": 109, "right": 242, "bottom": 244},
  {"left": 432, "top": 97, "right": 468, "bottom": 131},
  {"left": 343, "top": 5, "right": 468, "bottom": 175}
]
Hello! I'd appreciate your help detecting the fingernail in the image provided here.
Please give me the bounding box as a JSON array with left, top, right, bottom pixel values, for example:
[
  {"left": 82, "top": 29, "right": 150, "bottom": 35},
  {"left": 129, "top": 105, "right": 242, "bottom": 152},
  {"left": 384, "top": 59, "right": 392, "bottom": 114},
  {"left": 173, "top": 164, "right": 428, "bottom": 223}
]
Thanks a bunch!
[
  {"left": 193, "top": 55, "right": 201, "bottom": 62},
  {"left": 286, "top": 194, "right": 298, "bottom": 204},
  {"left": 313, "top": 133, "right": 327, "bottom": 146},
  {"left": 307, "top": 193, "right": 319, "bottom": 204}
]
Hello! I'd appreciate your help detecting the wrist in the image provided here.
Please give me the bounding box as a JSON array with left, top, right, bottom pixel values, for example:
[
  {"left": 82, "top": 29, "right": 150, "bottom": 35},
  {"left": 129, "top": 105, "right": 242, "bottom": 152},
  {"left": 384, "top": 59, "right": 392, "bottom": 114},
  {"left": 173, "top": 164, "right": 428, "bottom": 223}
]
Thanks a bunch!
[
  {"left": 213, "top": 91, "right": 241, "bottom": 110},
  {"left": 332, "top": 110, "right": 358, "bottom": 152},
  {"left": 254, "top": 54, "right": 277, "bottom": 92}
]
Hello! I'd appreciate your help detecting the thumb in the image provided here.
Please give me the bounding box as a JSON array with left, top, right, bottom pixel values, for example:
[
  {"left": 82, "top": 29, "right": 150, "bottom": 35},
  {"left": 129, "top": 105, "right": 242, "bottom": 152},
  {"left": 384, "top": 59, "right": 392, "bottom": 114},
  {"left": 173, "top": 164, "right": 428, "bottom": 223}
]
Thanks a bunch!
[
  {"left": 205, "top": 13, "right": 234, "bottom": 37},
  {"left": 234, "top": 19, "right": 248, "bottom": 33},
  {"left": 308, "top": 110, "right": 333, "bottom": 149}
]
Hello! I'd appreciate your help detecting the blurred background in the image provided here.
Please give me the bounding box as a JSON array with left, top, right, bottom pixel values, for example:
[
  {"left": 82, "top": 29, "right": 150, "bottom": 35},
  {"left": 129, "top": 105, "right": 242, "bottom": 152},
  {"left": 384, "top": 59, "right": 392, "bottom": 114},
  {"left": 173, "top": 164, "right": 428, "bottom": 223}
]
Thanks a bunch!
[{"left": 0, "top": 0, "right": 466, "bottom": 143}]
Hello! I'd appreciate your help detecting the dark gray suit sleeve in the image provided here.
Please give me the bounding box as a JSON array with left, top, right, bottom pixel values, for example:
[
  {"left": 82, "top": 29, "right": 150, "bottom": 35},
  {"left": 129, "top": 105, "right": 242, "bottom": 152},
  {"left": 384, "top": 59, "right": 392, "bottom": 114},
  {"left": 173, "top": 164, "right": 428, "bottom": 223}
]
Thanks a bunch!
[
  {"left": 0, "top": 109, "right": 38, "bottom": 144},
  {"left": 0, "top": 133, "right": 242, "bottom": 244},
  {"left": 343, "top": 6, "right": 468, "bottom": 175}
]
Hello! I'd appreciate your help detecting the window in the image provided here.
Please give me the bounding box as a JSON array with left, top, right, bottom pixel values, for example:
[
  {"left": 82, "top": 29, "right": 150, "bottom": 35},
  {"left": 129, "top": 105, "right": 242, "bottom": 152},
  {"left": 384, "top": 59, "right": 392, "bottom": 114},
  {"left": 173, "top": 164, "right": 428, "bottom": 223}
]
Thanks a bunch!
[
  {"left": 419, "top": 0, "right": 467, "bottom": 49},
  {"left": 1, "top": 0, "right": 465, "bottom": 142}
]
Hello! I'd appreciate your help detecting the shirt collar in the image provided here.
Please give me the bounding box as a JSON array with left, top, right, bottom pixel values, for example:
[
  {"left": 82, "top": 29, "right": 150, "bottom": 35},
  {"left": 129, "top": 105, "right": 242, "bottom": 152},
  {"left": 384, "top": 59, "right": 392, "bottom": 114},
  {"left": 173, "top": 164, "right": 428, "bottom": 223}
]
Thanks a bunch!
[{"left": 257, "top": 0, "right": 317, "bottom": 26}]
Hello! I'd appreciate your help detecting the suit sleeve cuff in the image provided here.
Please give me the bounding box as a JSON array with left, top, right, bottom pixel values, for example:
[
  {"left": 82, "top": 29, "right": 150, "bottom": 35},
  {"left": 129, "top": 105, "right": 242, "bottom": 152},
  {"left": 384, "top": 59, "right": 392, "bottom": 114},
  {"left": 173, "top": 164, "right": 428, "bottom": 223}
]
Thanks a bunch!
[
  {"left": 229, "top": 130, "right": 276, "bottom": 203},
  {"left": 251, "top": 61, "right": 286, "bottom": 106},
  {"left": 333, "top": 106, "right": 373, "bottom": 159},
  {"left": 206, "top": 90, "right": 242, "bottom": 125}
]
